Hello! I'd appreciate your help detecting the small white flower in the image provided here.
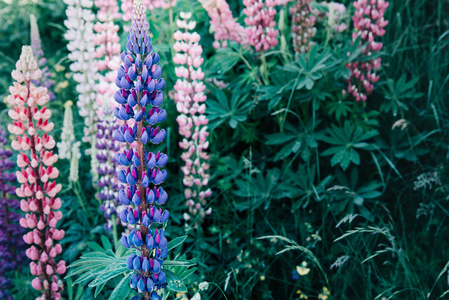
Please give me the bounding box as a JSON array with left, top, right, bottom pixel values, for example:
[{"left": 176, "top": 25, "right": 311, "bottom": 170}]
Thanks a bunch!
[{"left": 198, "top": 282, "right": 209, "bottom": 291}]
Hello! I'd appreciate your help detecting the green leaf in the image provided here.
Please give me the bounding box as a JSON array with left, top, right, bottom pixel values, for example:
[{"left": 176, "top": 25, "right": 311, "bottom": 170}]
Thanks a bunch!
[
  {"left": 165, "top": 270, "right": 188, "bottom": 293},
  {"left": 208, "top": 48, "right": 241, "bottom": 74},
  {"left": 86, "top": 242, "right": 105, "bottom": 252},
  {"left": 265, "top": 133, "right": 297, "bottom": 145},
  {"left": 67, "top": 277, "right": 74, "bottom": 300},
  {"left": 167, "top": 235, "right": 188, "bottom": 252},
  {"left": 109, "top": 272, "right": 133, "bottom": 300},
  {"left": 273, "top": 140, "right": 296, "bottom": 161},
  {"left": 101, "top": 236, "right": 113, "bottom": 251},
  {"left": 94, "top": 281, "right": 107, "bottom": 298},
  {"left": 229, "top": 118, "right": 238, "bottom": 129},
  {"left": 163, "top": 259, "right": 196, "bottom": 267},
  {"left": 320, "top": 121, "right": 378, "bottom": 170},
  {"left": 89, "top": 267, "right": 129, "bottom": 287}
]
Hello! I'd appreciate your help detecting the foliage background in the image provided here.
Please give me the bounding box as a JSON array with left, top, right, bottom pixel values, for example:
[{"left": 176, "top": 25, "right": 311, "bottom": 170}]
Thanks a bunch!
[{"left": 0, "top": 0, "right": 449, "bottom": 299}]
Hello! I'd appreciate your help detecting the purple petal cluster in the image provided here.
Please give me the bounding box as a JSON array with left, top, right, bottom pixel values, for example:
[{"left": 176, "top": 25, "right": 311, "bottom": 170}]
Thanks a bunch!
[
  {"left": 95, "top": 104, "right": 126, "bottom": 231},
  {"left": 0, "top": 127, "right": 26, "bottom": 300},
  {"left": 113, "top": 1, "right": 169, "bottom": 299}
]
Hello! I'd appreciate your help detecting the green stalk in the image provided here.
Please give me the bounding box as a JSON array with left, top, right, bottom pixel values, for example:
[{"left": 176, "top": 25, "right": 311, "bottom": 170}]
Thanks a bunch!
[
  {"left": 111, "top": 214, "right": 118, "bottom": 248},
  {"left": 260, "top": 50, "right": 269, "bottom": 85},
  {"left": 72, "top": 181, "right": 87, "bottom": 212}
]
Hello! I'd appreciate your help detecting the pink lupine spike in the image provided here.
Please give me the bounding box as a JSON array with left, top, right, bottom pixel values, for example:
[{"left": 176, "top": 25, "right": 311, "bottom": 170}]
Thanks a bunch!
[
  {"left": 243, "top": 0, "right": 279, "bottom": 52},
  {"left": 346, "top": 0, "right": 389, "bottom": 101},
  {"left": 8, "top": 46, "right": 65, "bottom": 298},
  {"left": 173, "top": 13, "right": 212, "bottom": 224}
]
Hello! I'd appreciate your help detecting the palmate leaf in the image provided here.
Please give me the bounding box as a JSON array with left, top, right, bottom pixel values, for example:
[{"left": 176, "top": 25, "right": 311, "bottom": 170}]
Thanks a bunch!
[
  {"left": 328, "top": 168, "right": 384, "bottom": 217},
  {"left": 320, "top": 121, "right": 379, "bottom": 170},
  {"left": 282, "top": 164, "right": 331, "bottom": 211},
  {"left": 390, "top": 127, "right": 438, "bottom": 162},
  {"left": 67, "top": 235, "right": 194, "bottom": 299},
  {"left": 207, "top": 47, "right": 242, "bottom": 74},
  {"left": 381, "top": 74, "right": 424, "bottom": 114},
  {"left": 265, "top": 120, "right": 321, "bottom": 162},
  {"left": 206, "top": 88, "right": 252, "bottom": 129},
  {"left": 326, "top": 95, "right": 354, "bottom": 120},
  {"left": 66, "top": 238, "right": 134, "bottom": 299}
]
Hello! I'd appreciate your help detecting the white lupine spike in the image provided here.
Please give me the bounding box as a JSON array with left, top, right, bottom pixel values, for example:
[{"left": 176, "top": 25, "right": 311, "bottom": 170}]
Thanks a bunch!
[
  {"left": 63, "top": 0, "right": 99, "bottom": 146},
  {"left": 56, "top": 101, "right": 75, "bottom": 160}
]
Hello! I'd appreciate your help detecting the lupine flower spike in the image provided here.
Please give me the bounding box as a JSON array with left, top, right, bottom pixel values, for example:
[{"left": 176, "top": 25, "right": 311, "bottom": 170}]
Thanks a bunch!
[
  {"left": 173, "top": 12, "right": 212, "bottom": 224},
  {"left": 121, "top": 0, "right": 155, "bottom": 23},
  {"left": 93, "top": 0, "right": 129, "bottom": 243},
  {"left": 56, "top": 101, "right": 75, "bottom": 160},
  {"left": 114, "top": 1, "right": 169, "bottom": 299},
  {"left": 346, "top": 0, "right": 389, "bottom": 101},
  {"left": 7, "top": 46, "right": 66, "bottom": 300},
  {"left": 95, "top": 103, "right": 128, "bottom": 242},
  {"left": 243, "top": 0, "right": 279, "bottom": 52},
  {"left": 56, "top": 101, "right": 82, "bottom": 185},
  {"left": 0, "top": 126, "right": 27, "bottom": 300},
  {"left": 290, "top": 0, "right": 317, "bottom": 55},
  {"left": 198, "top": 0, "right": 246, "bottom": 49},
  {"left": 94, "top": 0, "right": 122, "bottom": 107},
  {"left": 30, "top": 14, "right": 55, "bottom": 101},
  {"left": 64, "top": 0, "right": 99, "bottom": 144},
  {"left": 69, "top": 141, "right": 82, "bottom": 184},
  {"left": 121, "top": 0, "right": 176, "bottom": 25}
]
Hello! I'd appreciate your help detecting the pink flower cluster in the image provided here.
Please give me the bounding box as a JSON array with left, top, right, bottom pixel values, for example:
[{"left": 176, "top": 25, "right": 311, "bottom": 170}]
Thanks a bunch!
[
  {"left": 346, "top": 0, "right": 389, "bottom": 101},
  {"left": 290, "top": 0, "right": 317, "bottom": 54},
  {"left": 173, "top": 12, "right": 212, "bottom": 223},
  {"left": 7, "top": 46, "right": 65, "bottom": 300},
  {"left": 155, "top": 0, "right": 177, "bottom": 9},
  {"left": 198, "top": 0, "right": 246, "bottom": 49},
  {"left": 243, "top": 0, "right": 279, "bottom": 52},
  {"left": 94, "top": 0, "right": 122, "bottom": 106}
]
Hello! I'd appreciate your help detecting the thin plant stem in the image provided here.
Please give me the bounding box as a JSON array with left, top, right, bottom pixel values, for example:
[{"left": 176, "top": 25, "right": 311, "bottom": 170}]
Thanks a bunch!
[
  {"left": 111, "top": 214, "right": 118, "bottom": 248},
  {"left": 72, "top": 181, "right": 87, "bottom": 212},
  {"left": 260, "top": 50, "right": 269, "bottom": 84},
  {"left": 210, "top": 282, "right": 229, "bottom": 300}
]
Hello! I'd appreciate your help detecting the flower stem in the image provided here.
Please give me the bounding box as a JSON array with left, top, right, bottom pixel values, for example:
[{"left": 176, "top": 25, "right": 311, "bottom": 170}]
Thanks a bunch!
[
  {"left": 111, "top": 214, "right": 118, "bottom": 248},
  {"left": 72, "top": 181, "right": 87, "bottom": 212},
  {"left": 136, "top": 91, "right": 150, "bottom": 300},
  {"left": 260, "top": 50, "right": 269, "bottom": 85}
]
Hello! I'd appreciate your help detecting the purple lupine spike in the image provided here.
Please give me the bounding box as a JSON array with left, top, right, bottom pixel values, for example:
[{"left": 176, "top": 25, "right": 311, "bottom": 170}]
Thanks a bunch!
[
  {"left": 114, "top": 1, "right": 169, "bottom": 298},
  {"left": 0, "top": 125, "right": 27, "bottom": 299},
  {"left": 95, "top": 104, "right": 129, "bottom": 241}
]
